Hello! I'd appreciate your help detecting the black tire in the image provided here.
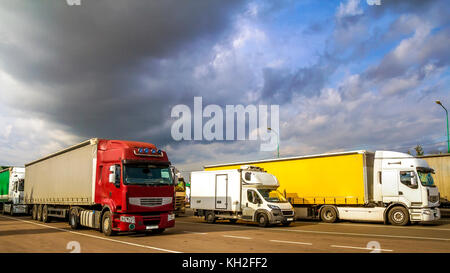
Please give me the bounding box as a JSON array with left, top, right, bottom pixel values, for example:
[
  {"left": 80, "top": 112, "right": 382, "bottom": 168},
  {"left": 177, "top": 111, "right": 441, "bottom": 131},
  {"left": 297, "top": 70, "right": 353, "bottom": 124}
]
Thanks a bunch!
[
  {"left": 1, "top": 206, "right": 4, "bottom": 215},
  {"left": 9, "top": 206, "right": 14, "bottom": 216},
  {"left": 320, "top": 206, "right": 338, "bottom": 223},
  {"left": 42, "top": 205, "right": 49, "bottom": 223},
  {"left": 69, "top": 209, "right": 80, "bottom": 229},
  {"left": 388, "top": 206, "right": 409, "bottom": 226},
  {"left": 151, "top": 228, "right": 165, "bottom": 234},
  {"left": 205, "top": 211, "right": 216, "bottom": 224},
  {"left": 32, "top": 205, "right": 37, "bottom": 220},
  {"left": 257, "top": 213, "right": 269, "bottom": 227},
  {"left": 102, "top": 211, "right": 115, "bottom": 236},
  {"left": 229, "top": 219, "right": 238, "bottom": 224},
  {"left": 281, "top": 220, "right": 291, "bottom": 227},
  {"left": 37, "top": 205, "right": 43, "bottom": 221}
]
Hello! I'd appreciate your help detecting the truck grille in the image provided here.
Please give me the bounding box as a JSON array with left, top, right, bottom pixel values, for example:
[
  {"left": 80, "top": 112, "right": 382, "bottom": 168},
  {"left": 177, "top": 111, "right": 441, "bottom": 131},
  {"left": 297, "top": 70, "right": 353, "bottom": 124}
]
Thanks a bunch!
[
  {"left": 282, "top": 210, "right": 294, "bottom": 216},
  {"left": 128, "top": 197, "right": 172, "bottom": 207}
]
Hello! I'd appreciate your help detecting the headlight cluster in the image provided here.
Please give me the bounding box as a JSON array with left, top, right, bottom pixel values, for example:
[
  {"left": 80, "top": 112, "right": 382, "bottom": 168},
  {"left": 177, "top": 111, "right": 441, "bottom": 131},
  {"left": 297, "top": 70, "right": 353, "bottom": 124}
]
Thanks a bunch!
[
  {"left": 268, "top": 204, "right": 281, "bottom": 210},
  {"left": 168, "top": 213, "right": 176, "bottom": 222}
]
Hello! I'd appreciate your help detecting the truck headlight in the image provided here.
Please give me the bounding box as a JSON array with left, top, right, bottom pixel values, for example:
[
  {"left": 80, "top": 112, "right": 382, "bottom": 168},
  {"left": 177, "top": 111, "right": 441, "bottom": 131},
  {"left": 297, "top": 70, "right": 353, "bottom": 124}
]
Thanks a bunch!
[
  {"left": 268, "top": 204, "right": 281, "bottom": 210},
  {"left": 168, "top": 213, "right": 175, "bottom": 222}
]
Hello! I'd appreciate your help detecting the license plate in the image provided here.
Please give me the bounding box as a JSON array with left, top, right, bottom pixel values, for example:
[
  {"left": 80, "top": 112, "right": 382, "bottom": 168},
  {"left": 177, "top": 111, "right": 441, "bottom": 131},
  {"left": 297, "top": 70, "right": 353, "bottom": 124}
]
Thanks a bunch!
[
  {"left": 287, "top": 218, "right": 294, "bottom": 221},
  {"left": 146, "top": 225, "right": 159, "bottom": 230}
]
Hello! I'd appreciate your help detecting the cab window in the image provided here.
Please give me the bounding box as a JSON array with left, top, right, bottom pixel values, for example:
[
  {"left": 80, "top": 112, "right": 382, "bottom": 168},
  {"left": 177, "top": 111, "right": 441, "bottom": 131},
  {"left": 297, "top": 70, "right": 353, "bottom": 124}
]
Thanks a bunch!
[{"left": 400, "top": 171, "right": 417, "bottom": 189}]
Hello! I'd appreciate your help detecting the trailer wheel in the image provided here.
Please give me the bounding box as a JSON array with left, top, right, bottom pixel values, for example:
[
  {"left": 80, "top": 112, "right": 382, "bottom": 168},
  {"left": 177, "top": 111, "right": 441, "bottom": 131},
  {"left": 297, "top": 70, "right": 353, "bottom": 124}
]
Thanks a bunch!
[
  {"left": 42, "top": 205, "right": 49, "bottom": 223},
  {"left": 69, "top": 209, "right": 80, "bottom": 229},
  {"left": 320, "top": 206, "right": 338, "bottom": 223},
  {"left": 257, "top": 213, "right": 269, "bottom": 227},
  {"left": 205, "top": 211, "right": 216, "bottom": 224},
  {"left": 102, "top": 211, "right": 115, "bottom": 236},
  {"left": 388, "top": 206, "right": 409, "bottom": 226},
  {"left": 32, "top": 205, "right": 37, "bottom": 220},
  {"left": 37, "top": 205, "right": 43, "bottom": 221}
]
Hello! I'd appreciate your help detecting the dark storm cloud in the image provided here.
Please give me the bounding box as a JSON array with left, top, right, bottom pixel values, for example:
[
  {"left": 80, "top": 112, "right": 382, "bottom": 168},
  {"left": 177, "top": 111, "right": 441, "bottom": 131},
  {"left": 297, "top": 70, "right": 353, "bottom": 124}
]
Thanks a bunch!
[{"left": 0, "top": 0, "right": 245, "bottom": 145}]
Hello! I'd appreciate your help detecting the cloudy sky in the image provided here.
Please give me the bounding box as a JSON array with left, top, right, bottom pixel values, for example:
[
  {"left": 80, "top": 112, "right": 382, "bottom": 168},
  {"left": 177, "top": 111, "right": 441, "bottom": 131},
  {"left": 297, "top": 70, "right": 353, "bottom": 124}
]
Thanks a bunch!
[{"left": 0, "top": 0, "right": 449, "bottom": 173}]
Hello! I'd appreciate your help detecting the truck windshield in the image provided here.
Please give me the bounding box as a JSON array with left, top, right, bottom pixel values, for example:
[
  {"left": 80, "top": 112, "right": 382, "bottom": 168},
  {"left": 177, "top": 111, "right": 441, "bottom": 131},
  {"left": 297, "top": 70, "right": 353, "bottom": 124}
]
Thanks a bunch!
[
  {"left": 257, "top": 189, "right": 288, "bottom": 203},
  {"left": 417, "top": 170, "right": 435, "bottom": 187},
  {"left": 124, "top": 164, "right": 173, "bottom": 185}
]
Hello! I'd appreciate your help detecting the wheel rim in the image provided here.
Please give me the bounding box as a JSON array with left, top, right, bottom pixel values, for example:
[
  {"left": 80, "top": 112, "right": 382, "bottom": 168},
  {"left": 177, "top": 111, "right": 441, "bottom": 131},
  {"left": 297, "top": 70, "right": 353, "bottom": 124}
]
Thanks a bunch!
[
  {"left": 393, "top": 211, "right": 404, "bottom": 223},
  {"left": 259, "top": 215, "right": 265, "bottom": 224},
  {"left": 103, "top": 216, "right": 110, "bottom": 231},
  {"left": 324, "top": 209, "right": 334, "bottom": 220}
]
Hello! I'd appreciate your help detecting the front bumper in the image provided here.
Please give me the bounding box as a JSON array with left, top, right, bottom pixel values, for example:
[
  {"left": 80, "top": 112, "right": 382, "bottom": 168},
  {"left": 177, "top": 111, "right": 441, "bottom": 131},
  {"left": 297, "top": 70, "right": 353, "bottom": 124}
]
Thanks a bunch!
[
  {"left": 112, "top": 212, "right": 175, "bottom": 232},
  {"left": 270, "top": 210, "right": 295, "bottom": 224},
  {"left": 410, "top": 208, "right": 440, "bottom": 222}
]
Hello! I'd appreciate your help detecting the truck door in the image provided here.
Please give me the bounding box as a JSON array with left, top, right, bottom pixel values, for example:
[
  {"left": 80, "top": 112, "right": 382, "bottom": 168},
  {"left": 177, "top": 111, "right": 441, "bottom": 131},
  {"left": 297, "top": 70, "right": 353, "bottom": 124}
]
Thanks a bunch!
[
  {"left": 215, "top": 174, "right": 228, "bottom": 209},
  {"left": 398, "top": 171, "right": 421, "bottom": 205},
  {"left": 242, "top": 189, "right": 258, "bottom": 221},
  {"left": 381, "top": 170, "right": 399, "bottom": 203}
]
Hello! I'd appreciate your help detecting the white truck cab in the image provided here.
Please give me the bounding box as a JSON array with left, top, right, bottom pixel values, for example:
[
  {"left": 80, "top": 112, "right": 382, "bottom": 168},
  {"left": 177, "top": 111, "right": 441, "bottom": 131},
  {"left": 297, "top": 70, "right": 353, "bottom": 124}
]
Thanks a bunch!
[
  {"left": 2, "top": 167, "right": 27, "bottom": 215},
  {"left": 191, "top": 166, "right": 295, "bottom": 227},
  {"left": 374, "top": 151, "right": 440, "bottom": 224}
]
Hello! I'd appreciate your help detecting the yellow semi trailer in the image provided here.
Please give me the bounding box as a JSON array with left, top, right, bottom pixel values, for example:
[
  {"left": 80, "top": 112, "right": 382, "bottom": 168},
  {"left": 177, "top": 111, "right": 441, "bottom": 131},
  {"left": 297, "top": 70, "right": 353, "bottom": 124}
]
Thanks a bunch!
[{"left": 205, "top": 150, "right": 441, "bottom": 225}]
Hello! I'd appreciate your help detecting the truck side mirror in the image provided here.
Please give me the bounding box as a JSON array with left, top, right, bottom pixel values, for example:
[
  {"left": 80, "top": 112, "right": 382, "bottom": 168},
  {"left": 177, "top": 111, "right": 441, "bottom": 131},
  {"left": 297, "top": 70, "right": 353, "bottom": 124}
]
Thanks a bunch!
[{"left": 411, "top": 173, "right": 418, "bottom": 187}]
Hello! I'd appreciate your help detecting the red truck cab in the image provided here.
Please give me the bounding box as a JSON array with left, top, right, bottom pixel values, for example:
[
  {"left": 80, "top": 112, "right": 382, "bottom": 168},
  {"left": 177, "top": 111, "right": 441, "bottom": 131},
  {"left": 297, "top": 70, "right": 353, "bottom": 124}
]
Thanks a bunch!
[{"left": 96, "top": 139, "right": 175, "bottom": 235}]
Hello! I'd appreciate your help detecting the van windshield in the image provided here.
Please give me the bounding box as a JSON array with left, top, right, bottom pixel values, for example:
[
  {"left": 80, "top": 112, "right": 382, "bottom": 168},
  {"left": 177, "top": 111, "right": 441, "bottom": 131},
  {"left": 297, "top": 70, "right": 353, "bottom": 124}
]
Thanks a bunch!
[
  {"left": 124, "top": 164, "right": 173, "bottom": 185},
  {"left": 257, "top": 189, "right": 288, "bottom": 203}
]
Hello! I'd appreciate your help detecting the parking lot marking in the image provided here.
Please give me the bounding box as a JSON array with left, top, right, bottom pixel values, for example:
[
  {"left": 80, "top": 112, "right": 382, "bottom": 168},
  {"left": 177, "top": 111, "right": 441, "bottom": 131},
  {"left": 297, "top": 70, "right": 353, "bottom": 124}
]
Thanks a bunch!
[
  {"left": 222, "top": 235, "right": 252, "bottom": 240},
  {"left": 0, "top": 215, "right": 181, "bottom": 253},
  {"left": 269, "top": 240, "right": 312, "bottom": 245},
  {"left": 177, "top": 220, "right": 450, "bottom": 242},
  {"left": 330, "top": 244, "right": 393, "bottom": 252},
  {"left": 182, "top": 231, "right": 208, "bottom": 235},
  {"left": 315, "top": 222, "right": 450, "bottom": 231},
  {"left": 272, "top": 228, "right": 450, "bottom": 242}
]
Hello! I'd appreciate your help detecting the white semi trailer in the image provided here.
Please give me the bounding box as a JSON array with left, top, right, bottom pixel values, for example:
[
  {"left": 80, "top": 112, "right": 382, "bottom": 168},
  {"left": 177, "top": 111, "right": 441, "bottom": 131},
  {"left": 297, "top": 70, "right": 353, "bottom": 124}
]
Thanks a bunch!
[{"left": 191, "top": 166, "right": 295, "bottom": 227}]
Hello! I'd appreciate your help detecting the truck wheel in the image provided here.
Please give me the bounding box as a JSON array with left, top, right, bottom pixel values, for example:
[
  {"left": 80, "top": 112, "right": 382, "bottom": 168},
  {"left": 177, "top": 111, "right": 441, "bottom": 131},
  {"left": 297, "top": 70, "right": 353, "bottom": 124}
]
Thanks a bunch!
[
  {"left": 102, "top": 211, "right": 115, "bottom": 236},
  {"left": 205, "top": 211, "right": 216, "bottom": 224},
  {"left": 320, "top": 206, "right": 338, "bottom": 223},
  {"left": 69, "top": 209, "right": 79, "bottom": 229},
  {"left": 9, "top": 206, "right": 14, "bottom": 216},
  {"left": 42, "top": 205, "right": 49, "bottom": 223},
  {"left": 388, "top": 206, "right": 409, "bottom": 226},
  {"left": 32, "top": 205, "right": 37, "bottom": 220},
  {"left": 257, "top": 213, "right": 269, "bottom": 227},
  {"left": 37, "top": 205, "right": 43, "bottom": 221}
]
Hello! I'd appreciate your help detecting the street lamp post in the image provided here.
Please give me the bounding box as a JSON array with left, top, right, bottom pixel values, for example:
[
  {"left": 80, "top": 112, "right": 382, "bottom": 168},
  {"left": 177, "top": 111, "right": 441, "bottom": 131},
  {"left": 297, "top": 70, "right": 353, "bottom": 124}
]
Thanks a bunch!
[
  {"left": 267, "top": 127, "right": 279, "bottom": 158},
  {"left": 436, "top": 100, "right": 450, "bottom": 153}
]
